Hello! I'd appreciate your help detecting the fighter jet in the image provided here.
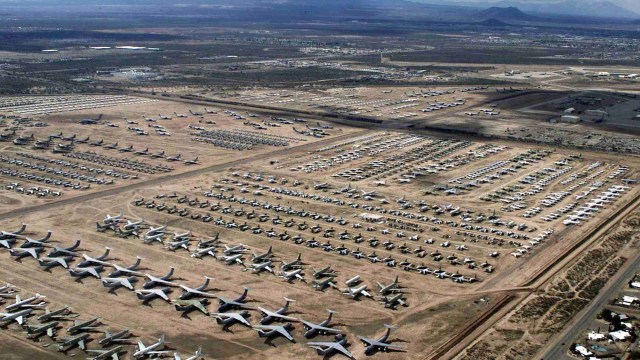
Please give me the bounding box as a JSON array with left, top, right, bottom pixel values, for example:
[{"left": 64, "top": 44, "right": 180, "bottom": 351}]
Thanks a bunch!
[
  {"left": 279, "top": 269, "right": 305, "bottom": 283},
  {"left": 135, "top": 287, "right": 172, "bottom": 303},
  {"left": 358, "top": 324, "right": 406, "bottom": 355},
  {"left": 108, "top": 257, "right": 143, "bottom": 277},
  {"left": 172, "top": 298, "right": 210, "bottom": 315},
  {"left": 377, "top": 275, "right": 401, "bottom": 295},
  {"left": 133, "top": 335, "right": 169, "bottom": 358},
  {"left": 258, "top": 298, "right": 297, "bottom": 324},
  {"left": 173, "top": 347, "right": 202, "bottom": 360},
  {"left": 68, "top": 265, "right": 104, "bottom": 279},
  {"left": 183, "top": 157, "right": 199, "bottom": 165},
  {"left": 166, "top": 154, "right": 182, "bottom": 162},
  {"left": 217, "top": 287, "right": 250, "bottom": 312},
  {"left": 212, "top": 311, "right": 251, "bottom": 327},
  {"left": 67, "top": 317, "right": 100, "bottom": 334},
  {"left": 301, "top": 310, "right": 342, "bottom": 338},
  {"left": 0, "top": 308, "right": 33, "bottom": 326},
  {"left": 342, "top": 285, "right": 373, "bottom": 299},
  {"left": 5, "top": 293, "right": 46, "bottom": 311},
  {"left": 179, "top": 276, "right": 215, "bottom": 299},
  {"left": 143, "top": 267, "right": 177, "bottom": 288},
  {"left": 25, "top": 320, "right": 60, "bottom": 338},
  {"left": 102, "top": 277, "right": 138, "bottom": 291},
  {"left": 77, "top": 247, "right": 112, "bottom": 267},
  {"left": 313, "top": 182, "right": 329, "bottom": 190},
  {"left": 307, "top": 334, "right": 354, "bottom": 359},
  {"left": 57, "top": 332, "right": 90, "bottom": 352},
  {"left": 99, "top": 329, "right": 131, "bottom": 346},
  {"left": 254, "top": 323, "right": 295, "bottom": 342},
  {"left": 87, "top": 345, "right": 127, "bottom": 360}
]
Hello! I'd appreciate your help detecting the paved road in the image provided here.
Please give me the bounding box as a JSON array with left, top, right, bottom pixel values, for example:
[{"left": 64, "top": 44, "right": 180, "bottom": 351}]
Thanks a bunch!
[
  {"left": 0, "top": 130, "right": 369, "bottom": 222},
  {"left": 537, "top": 251, "right": 640, "bottom": 360}
]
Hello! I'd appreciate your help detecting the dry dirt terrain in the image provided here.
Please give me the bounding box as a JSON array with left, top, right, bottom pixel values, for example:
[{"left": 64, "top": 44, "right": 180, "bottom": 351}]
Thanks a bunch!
[{"left": 0, "top": 94, "right": 638, "bottom": 360}]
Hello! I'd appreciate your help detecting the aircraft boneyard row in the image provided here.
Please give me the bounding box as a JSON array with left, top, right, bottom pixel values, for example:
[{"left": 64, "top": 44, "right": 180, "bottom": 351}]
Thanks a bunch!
[{"left": 0, "top": 223, "right": 407, "bottom": 358}]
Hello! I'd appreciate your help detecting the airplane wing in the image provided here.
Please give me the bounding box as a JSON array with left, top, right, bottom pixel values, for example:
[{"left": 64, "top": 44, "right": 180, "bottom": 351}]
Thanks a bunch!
[
  {"left": 362, "top": 290, "right": 372, "bottom": 297},
  {"left": 270, "top": 313, "right": 297, "bottom": 321},
  {"left": 26, "top": 248, "right": 40, "bottom": 259},
  {"left": 156, "top": 290, "right": 169, "bottom": 301},
  {"left": 275, "top": 326, "right": 294, "bottom": 341},
  {"left": 312, "top": 324, "right": 342, "bottom": 334},
  {"left": 79, "top": 339, "right": 86, "bottom": 350},
  {"left": 16, "top": 315, "right": 25, "bottom": 325},
  {"left": 193, "top": 302, "right": 208, "bottom": 314},
  {"left": 331, "top": 343, "right": 353, "bottom": 358},
  {"left": 137, "top": 341, "right": 146, "bottom": 351},
  {"left": 88, "top": 268, "right": 101, "bottom": 279},
  {"left": 379, "top": 342, "right": 406, "bottom": 350},
  {"left": 357, "top": 336, "right": 376, "bottom": 346},
  {"left": 121, "top": 279, "right": 134, "bottom": 290}
]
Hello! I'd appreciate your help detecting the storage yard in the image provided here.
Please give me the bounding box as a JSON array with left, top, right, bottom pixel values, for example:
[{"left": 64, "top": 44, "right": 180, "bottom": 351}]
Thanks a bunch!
[{"left": 0, "top": 94, "right": 638, "bottom": 359}]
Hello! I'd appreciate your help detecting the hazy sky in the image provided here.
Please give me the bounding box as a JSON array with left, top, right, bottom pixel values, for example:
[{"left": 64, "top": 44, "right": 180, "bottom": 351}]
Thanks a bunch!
[{"left": 417, "top": 0, "right": 640, "bottom": 12}]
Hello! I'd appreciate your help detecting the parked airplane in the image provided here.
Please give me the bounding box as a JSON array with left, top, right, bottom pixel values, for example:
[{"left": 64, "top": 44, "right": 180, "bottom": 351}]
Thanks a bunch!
[
  {"left": 99, "top": 328, "right": 131, "bottom": 346},
  {"left": 0, "top": 308, "right": 33, "bottom": 325},
  {"left": 213, "top": 311, "right": 251, "bottom": 327},
  {"left": 143, "top": 267, "right": 177, "bottom": 288},
  {"left": 174, "top": 347, "right": 202, "bottom": 360},
  {"left": 358, "top": 324, "right": 406, "bottom": 355},
  {"left": 307, "top": 334, "right": 353, "bottom": 359},
  {"left": 179, "top": 276, "right": 215, "bottom": 299},
  {"left": 301, "top": 310, "right": 342, "bottom": 338},
  {"left": 133, "top": 335, "right": 169, "bottom": 358},
  {"left": 258, "top": 298, "right": 297, "bottom": 324},
  {"left": 86, "top": 345, "right": 126, "bottom": 360},
  {"left": 217, "top": 287, "right": 250, "bottom": 312},
  {"left": 5, "top": 293, "right": 46, "bottom": 311},
  {"left": 57, "top": 332, "right": 90, "bottom": 351},
  {"left": 254, "top": 323, "right": 295, "bottom": 342}
]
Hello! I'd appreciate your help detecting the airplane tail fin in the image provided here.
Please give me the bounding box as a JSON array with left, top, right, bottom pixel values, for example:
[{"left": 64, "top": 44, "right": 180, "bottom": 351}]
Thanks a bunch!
[
  {"left": 164, "top": 267, "right": 175, "bottom": 280},
  {"left": 132, "top": 256, "right": 142, "bottom": 269},
  {"left": 98, "top": 247, "right": 110, "bottom": 260},
  {"left": 15, "top": 224, "right": 27, "bottom": 234},
  {"left": 195, "top": 347, "right": 202, "bottom": 356},
  {"left": 394, "top": 275, "right": 399, "bottom": 284},
  {"left": 68, "top": 239, "right": 81, "bottom": 251},
  {"left": 159, "top": 335, "right": 165, "bottom": 344},
  {"left": 198, "top": 277, "right": 211, "bottom": 291},
  {"left": 239, "top": 287, "right": 249, "bottom": 301}
]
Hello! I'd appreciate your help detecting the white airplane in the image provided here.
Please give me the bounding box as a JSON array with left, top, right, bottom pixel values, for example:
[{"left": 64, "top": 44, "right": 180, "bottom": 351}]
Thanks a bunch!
[
  {"left": 133, "top": 335, "right": 169, "bottom": 358},
  {"left": 279, "top": 269, "right": 305, "bottom": 282},
  {"left": 0, "top": 308, "right": 33, "bottom": 325},
  {"left": 6, "top": 293, "right": 46, "bottom": 311},
  {"left": 218, "top": 253, "right": 245, "bottom": 265},
  {"left": 190, "top": 246, "right": 216, "bottom": 259},
  {"left": 244, "top": 261, "right": 274, "bottom": 274},
  {"left": 342, "top": 285, "right": 372, "bottom": 299},
  {"left": 174, "top": 347, "right": 202, "bottom": 360}
]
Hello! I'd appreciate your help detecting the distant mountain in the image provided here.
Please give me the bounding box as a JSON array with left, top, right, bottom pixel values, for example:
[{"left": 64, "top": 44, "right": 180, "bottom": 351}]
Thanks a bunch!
[
  {"left": 475, "top": 6, "right": 537, "bottom": 22},
  {"left": 512, "top": 0, "right": 639, "bottom": 19},
  {"left": 478, "top": 18, "right": 511, "bottom": 26}
]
